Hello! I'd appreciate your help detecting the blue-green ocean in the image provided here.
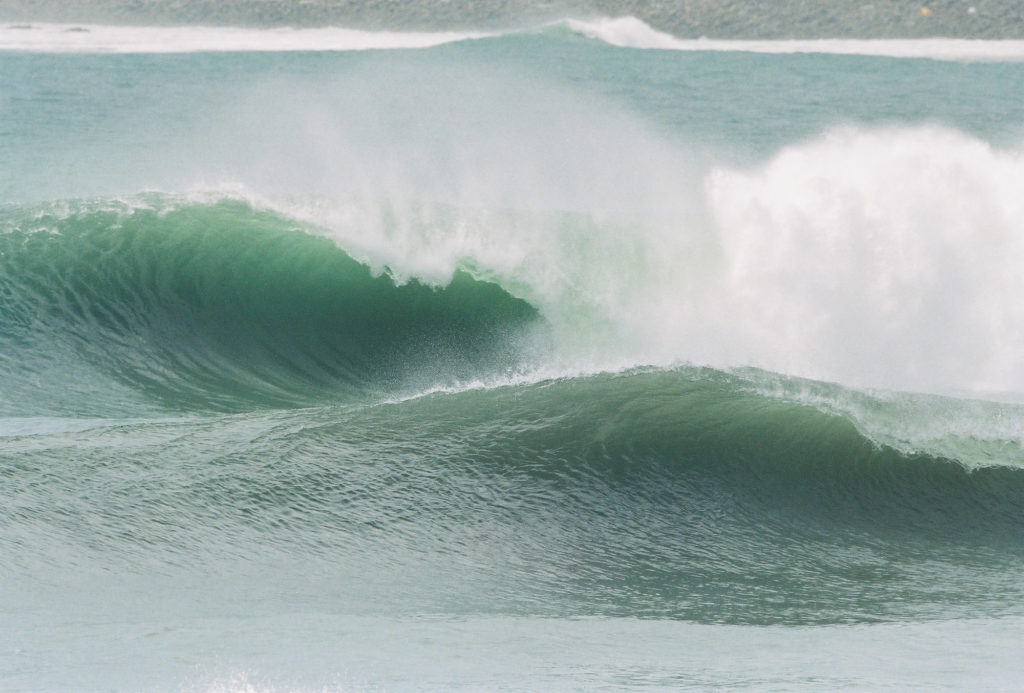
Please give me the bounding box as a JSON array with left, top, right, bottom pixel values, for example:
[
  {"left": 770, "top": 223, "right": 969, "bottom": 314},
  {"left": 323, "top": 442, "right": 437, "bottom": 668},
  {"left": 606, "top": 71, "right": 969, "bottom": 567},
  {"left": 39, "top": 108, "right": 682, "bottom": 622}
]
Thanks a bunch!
[{"left": 3, "top": 17, "right": 1024, "bottom": 692}]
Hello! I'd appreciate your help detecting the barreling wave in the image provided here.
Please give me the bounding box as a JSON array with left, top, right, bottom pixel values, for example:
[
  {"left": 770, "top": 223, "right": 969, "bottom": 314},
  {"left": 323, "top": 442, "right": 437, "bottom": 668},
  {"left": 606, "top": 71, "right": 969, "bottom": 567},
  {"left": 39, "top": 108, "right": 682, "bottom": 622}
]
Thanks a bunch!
[
  {"left": 249, "top": 122, "right": 1024, "bottom": 400},
  {"left": 2, "top": 199, "right": 1023, "bottom": 625},
  {"left": 6, "top": 18, "right": 1024, "bottom": 61},
  {"left": 4, "top": 123, "right": 1024, "bottom": 467},
  {"left": 0, "top": 196, "right": 543, "bottom": 415}
]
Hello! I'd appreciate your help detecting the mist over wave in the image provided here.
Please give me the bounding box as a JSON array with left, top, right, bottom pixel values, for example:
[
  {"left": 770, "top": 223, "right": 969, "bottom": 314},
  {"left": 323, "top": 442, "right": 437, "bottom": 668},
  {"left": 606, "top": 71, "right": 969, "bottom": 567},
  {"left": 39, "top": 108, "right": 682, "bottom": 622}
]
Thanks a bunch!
[
  {"left": 5, "top": 186, "right": 1024, "bottom": 468},
  {"left": 6, "top": 67, "right": 1023, "bottom": 398},
  {"left": 230, "top": 123, "right": 1024, "bottom": 397},
  {"left": 4, "top": 32, "right": 1023, "bottom": 399}
]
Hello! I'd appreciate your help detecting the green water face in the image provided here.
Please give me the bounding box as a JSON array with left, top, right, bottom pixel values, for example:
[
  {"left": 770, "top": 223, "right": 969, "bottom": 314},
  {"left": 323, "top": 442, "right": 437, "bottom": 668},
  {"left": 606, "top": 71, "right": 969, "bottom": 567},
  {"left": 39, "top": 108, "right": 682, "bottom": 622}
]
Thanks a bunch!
[
  {"left": 5, "top": 371, "right": 1024, "bottom": 629},
  {"left": 0, "top": 198, "right": 543, "bottom": 415}
]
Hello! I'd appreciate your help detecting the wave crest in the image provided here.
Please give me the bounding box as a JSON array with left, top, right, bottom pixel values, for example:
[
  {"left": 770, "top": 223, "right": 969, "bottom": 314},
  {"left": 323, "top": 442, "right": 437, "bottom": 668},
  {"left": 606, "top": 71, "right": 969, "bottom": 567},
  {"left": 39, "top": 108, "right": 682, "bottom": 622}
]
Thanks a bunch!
[
  {"left": 0, "top": 197, "right": 543, "bottom": 414},
  {"left": 8, "top": 18, "right": 1024, "bottom": 61},
  {"left": 564, "top": 16, "right": 1024, "bottom": 61},
  {"left": 0, "top": 21, "right": 492, "bottom": 53}
]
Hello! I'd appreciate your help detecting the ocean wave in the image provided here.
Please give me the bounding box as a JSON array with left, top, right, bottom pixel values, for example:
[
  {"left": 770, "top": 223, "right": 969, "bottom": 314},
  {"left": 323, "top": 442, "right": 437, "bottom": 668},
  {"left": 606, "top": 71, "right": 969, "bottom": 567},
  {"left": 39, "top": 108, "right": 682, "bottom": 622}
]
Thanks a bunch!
[
  {"left": 0, "top": 196, "right": 543, "bottom": 414},
  {"left": 7, "top": 17, "right": 1024, "bottom": 61},
  {"left": 6, "top": 119, "right": 1024, "bottom": 414},
  {"left": 0, "top": 21, "right": 492, "bottom": 53},
  {"left": 3, "top": 117, "right": 1024, "bottom": 467},
  {"left": 564, "top": 17, "right": 1024, "bottom": 61},
  {"left": 4, "top": 186, "right": 1024, "bottom": 473},
  {"left": 6, "top": 14, "right": 1024, "bottom": 685},
  {"left": 6, "top": 367, "right": 1024, "bottom": 624}
]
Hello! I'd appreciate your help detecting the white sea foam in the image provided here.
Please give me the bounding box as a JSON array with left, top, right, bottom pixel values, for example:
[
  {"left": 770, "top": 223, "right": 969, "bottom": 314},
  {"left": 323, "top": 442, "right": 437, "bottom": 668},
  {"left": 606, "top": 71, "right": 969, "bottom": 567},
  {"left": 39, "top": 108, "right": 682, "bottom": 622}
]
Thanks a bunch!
[
  {"left": 0, "top": 22, "right": 490, "bottom": 53},
  {"left": 240, "top": 122, "right": 1024, "bottom": 397},
  {"left": 8, "top": 17, "right": 1024, "bottom": 61},
  {"left": 566, "top": 16, "right": 1024, "bottom": 62}
]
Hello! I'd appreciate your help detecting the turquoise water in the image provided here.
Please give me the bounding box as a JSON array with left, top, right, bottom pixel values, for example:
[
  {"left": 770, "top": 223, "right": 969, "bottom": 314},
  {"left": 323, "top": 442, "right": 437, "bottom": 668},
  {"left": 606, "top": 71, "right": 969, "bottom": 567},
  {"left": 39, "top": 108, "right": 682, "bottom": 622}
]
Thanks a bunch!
[{"left": 3, "top": 18, "right": 1024, "bottom": 691}]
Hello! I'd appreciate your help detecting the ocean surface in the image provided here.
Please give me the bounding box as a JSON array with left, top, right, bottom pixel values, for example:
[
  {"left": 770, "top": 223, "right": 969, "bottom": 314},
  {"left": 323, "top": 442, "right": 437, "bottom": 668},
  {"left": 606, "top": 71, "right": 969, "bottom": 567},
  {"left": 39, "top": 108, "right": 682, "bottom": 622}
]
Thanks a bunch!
[{"left": 3, "top": 16, "right": 1024, "bottom": 692}]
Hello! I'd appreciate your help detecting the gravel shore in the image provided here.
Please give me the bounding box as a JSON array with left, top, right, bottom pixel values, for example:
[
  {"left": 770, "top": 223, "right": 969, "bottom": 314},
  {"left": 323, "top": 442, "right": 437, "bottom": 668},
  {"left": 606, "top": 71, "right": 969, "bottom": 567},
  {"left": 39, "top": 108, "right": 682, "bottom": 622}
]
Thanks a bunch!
[{"left": 1, "top": 0, "right": 1022, "bottom": 38}]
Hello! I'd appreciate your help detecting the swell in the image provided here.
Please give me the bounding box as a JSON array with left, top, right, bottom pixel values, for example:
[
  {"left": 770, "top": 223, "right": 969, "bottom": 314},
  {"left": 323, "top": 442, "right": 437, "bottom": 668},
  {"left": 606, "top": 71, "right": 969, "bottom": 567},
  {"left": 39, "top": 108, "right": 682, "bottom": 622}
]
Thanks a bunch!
[
  {"left": 325, "top": 370, "right": 1024, "bottom": 622},
  {"left": 0, "top": 197, "right": 542, "bottom": 415},
  {"left": 6, "top": 368, "right": 1024, "bottom": 624}
]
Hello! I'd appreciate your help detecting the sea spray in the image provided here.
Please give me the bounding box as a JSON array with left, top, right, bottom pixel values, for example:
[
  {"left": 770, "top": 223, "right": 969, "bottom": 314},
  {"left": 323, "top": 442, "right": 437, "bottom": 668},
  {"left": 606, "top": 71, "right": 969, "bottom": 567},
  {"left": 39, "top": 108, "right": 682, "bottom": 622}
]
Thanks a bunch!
[
  {"left": 708, "top": 125, "right": 1024, "bottom": 392},
  {"left": 7, "top": 71, "right": 1024, "bottom": 396},
  {"left": 236, "top": 122, "right": 1024, "bottom": 395}
]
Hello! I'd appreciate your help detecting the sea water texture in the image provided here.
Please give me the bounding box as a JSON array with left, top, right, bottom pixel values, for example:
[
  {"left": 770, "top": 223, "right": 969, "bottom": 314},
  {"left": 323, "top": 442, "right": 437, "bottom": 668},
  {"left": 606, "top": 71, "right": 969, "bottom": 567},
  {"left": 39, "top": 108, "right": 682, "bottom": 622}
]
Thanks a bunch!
[{"left": 3, "top": 16, "right": 1024, "bottom": 693}]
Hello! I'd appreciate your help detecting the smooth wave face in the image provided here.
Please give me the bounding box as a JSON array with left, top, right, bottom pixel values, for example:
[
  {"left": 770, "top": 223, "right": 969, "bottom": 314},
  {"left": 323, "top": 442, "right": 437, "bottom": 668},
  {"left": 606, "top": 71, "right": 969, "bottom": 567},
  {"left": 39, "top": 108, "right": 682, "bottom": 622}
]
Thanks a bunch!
[
  {"left": 0, "top": 198, "right": 542, "bottom": 415},
  {"left": 6, "top": 369, "right": 1024, "bottom": 627}
]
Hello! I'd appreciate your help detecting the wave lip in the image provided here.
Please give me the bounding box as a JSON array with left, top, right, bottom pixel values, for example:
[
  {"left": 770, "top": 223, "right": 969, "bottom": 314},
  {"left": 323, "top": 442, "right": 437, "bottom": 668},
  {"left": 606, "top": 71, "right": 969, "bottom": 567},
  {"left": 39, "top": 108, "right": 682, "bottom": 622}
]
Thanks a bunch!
[
  {"left": 565, "top": 16, "right": 1024, "bottom": 61},
  {"left": 0, "top": 21, "right": 492, "bottom": 53}
]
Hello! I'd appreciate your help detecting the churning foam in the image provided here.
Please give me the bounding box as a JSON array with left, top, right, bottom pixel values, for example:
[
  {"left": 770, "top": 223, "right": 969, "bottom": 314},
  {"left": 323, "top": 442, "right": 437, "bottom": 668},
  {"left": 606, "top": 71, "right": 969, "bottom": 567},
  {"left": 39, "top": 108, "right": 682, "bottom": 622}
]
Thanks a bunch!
[
  {"left": 706, "top": 125, "right": 1024, "bottom": 394},
  {"left": 252, "top": 122, "right": 1024, "bottom": 397},
  {"left": 566, "top": 16, "right": 1024, "bottom": 62},
  {"left": 0, "top": 22, "right": 491, "bottom": 53}
]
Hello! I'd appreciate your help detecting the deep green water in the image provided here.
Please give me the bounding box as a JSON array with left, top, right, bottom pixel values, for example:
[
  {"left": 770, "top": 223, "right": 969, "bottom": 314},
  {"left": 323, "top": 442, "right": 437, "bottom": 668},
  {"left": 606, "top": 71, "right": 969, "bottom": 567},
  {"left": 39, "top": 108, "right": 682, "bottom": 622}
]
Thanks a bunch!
[{"left": 3, "top": 19, "right": 1024, "bottom": 691}]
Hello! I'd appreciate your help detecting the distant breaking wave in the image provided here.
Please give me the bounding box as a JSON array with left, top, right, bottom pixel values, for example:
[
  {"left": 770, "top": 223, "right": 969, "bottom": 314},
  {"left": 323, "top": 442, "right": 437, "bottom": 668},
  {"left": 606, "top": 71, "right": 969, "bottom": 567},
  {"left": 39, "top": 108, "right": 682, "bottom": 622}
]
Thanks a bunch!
[
  {"left": 0, "top": 21, "right": 493, "bottom": 53},
  {"left": 6, "top": 17, "right": 1024, "bottom": 61},
  {"left": 565, "top": 16, "right": 1024, "bottom": 61}
]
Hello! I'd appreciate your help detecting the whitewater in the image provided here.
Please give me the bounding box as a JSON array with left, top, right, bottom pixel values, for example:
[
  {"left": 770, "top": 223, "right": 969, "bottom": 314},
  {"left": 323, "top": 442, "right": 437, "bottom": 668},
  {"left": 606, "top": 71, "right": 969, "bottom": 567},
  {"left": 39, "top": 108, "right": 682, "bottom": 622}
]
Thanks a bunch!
[{"left": 3, "top": 15, "right": 1024, "bottom": 692}]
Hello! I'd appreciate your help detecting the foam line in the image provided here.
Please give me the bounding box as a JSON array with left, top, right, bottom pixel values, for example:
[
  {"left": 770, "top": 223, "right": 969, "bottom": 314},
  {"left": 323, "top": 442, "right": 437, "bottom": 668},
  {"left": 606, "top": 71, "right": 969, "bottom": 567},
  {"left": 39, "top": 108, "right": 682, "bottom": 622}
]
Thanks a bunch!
[
  {"left": 7, "top": 17, "right": 1024, "bottom": 61},
  {"left": 0, "top": 22, "right": 491, "bottom": 53},
  {"left": 566, "top": 16, "right": 1024, "bottom": 62}
]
